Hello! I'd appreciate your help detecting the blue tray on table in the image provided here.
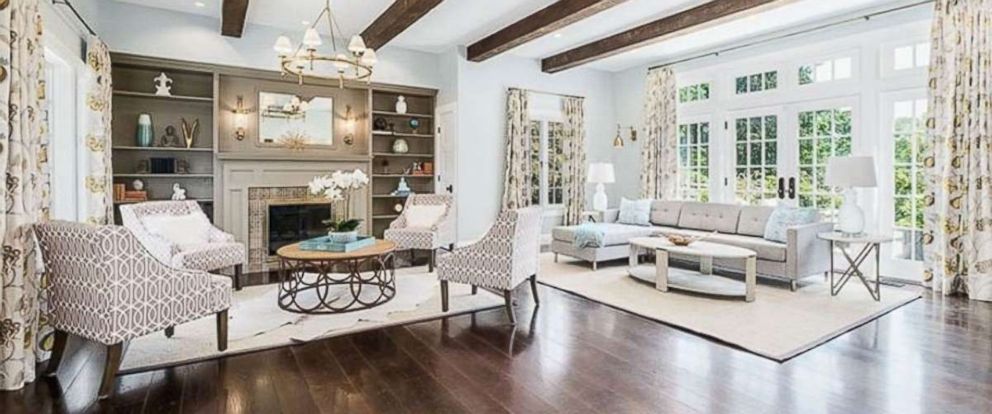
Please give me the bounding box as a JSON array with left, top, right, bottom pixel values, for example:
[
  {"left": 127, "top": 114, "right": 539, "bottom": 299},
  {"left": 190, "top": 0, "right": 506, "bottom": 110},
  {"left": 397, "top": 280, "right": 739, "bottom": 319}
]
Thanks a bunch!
[{"left": 299, "top": 236, "right": 376, "bottom": 252}]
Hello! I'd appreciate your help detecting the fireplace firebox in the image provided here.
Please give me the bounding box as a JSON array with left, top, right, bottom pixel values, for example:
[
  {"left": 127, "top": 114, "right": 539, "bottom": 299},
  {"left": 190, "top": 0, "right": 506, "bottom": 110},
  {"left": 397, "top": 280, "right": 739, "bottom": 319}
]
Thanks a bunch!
[{"left": 268, "top": 204, "right": 331, "bottom": 255}]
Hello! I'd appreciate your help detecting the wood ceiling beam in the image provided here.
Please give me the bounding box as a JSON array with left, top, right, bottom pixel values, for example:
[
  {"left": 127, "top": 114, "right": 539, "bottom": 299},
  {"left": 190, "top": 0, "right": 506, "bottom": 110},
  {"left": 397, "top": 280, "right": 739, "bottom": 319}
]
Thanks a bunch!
[
  {"left": 541, "top": 0, "right": 791, "bottom": 73},
  {"left": 361, "top": 0, "right": 445, "bottom": 51},
  {"left": 467, "top": 0, "right": 629, "bottom": 62},
  {"left": 221, "top": 0, "right": 250, "bottom": 38}
]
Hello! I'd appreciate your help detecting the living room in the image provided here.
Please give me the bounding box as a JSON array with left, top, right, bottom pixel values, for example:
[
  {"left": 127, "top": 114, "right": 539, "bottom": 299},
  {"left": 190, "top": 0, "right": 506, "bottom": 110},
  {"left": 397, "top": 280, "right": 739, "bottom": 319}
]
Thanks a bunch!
[{"left": 2, "top": 0, "right": 990, "bottom": 412}]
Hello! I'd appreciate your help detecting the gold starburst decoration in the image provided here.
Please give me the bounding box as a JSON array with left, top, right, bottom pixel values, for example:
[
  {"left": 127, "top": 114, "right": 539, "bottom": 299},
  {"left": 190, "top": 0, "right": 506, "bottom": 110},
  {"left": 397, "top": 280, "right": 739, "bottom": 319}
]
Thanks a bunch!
[{"left": 280, "top": 131, "right": 309, "bottom": 151}]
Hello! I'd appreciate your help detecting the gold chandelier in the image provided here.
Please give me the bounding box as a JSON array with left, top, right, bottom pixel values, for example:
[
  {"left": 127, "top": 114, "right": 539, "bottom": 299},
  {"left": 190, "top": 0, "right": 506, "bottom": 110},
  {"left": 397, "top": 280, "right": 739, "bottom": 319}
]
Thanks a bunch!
[{"left": 273, "top": 0, "right": 377, "bottom": 87}]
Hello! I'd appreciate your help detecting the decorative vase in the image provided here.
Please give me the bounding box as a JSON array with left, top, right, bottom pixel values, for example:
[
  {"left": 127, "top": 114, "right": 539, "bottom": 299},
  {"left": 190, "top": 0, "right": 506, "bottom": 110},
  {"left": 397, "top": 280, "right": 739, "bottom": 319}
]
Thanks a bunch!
[
  {"left": 373, "top": 117, "right": 388, "bottom": 131},
  {"left": 395, "top": 95, "right": 407, "bottom": 114},
  {"left": 408, "top": 117, "right": 420, "bottom": 133},
  {"left": 136, "top": 113, "right": 153, "bottom": 147},
  {"left": 327, "top": 230, "right": 358, "bottom": 243},
  {"left": 391, "top": 138, "right": 409, "bottom": 154}
]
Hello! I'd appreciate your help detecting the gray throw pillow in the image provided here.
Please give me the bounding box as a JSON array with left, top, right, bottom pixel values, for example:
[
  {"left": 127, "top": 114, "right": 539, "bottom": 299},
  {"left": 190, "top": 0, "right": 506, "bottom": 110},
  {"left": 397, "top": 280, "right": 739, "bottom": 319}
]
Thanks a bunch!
[
  {"left": 617, "top": 198, "right": 652, "bottom": 226},
  {"left": 763, "top": 206, "right": 818, "bottom": 242}
]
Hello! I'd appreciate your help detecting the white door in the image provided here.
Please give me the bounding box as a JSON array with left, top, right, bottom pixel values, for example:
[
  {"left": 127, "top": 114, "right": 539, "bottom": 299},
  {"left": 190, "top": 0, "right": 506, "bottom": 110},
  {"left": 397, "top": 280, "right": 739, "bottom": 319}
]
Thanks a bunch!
[
  {"left": 723, "top": 107, "right": 787, "bottom": 206},
  {"left": 877, "top": 90, "right": 926, "bottom": 280},
  {"left": 436, "top": 103, "right": 458, "bottom": 236},
  {"left": 789, "top": 97, "right": 858, "bottom": 220}
]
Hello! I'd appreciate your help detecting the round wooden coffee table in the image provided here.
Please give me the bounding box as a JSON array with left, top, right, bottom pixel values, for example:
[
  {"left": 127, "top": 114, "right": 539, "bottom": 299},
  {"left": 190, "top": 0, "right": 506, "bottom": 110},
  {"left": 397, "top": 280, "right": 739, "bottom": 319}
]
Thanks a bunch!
[
  {"left": 628, "top": 237, "right": 758, "bottom": 302},
  {"left": 276, "top": 239, "right": 397, "bottom": 314}
]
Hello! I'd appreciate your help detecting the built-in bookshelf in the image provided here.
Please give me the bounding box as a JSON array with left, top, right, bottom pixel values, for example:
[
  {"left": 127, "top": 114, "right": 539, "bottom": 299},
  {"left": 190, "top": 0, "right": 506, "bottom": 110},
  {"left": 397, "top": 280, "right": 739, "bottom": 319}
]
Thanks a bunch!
[
  {"left": 110, "top": 56, "right": 217, "bottom": 223},
  {"left": 369, "top": 86, "right": 437, "bottom": 238}
]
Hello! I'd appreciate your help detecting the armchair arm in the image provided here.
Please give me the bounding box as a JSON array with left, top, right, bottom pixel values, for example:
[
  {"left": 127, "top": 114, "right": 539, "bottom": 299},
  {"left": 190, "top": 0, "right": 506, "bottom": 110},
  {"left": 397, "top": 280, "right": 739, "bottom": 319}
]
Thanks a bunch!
[
  {"left": 119, "top": 204, "right": 179, "bottom": 265},
  {"left": 431, "top": 201, "right": 457, "bottom": 246},
  {"left": 208, "top": 225, "right": 235, "bottom": 243},
  {"left": 786, "top": 222, "right": 835, "bottom": 279},
  {"left": 438, "top": 211, "right": 514, "bottom": 283}
]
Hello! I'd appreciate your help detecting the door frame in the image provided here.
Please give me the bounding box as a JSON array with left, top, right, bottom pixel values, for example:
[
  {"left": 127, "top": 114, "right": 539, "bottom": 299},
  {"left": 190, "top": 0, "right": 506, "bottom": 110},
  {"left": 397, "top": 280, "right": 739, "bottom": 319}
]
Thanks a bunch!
[{"left": 436, "top": 102, "right": 459, "bottom": 239}]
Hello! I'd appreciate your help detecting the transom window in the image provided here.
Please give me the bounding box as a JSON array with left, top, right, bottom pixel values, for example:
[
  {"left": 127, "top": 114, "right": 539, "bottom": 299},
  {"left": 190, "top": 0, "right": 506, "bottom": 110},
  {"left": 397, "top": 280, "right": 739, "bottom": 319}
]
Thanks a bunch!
[
  {"left": 735, "top": 71, "right": 777, "bottom": 94},
  {"left": 893, "top": 42, "right": 929, "bottom": 70},
  {"left": 797, "top": 107, "right": 852, "bottom": 217},
  {"left": 891, "top": 98, "right": 927, "bottom": 261},
  {"left": 529, "top": 120, "right": 563, "bottom": 206},
  {"left": 734, "top": 115, "right": 778, "bottom": 205},
  {"left": 799, "top": 57, "right": 852, "bottom": 85},
  {"left": 677, "top": 122, "right": 710, "bottom": 202},
  {"left": 678, "top": 83, "right": 710, "bottom": 103}
]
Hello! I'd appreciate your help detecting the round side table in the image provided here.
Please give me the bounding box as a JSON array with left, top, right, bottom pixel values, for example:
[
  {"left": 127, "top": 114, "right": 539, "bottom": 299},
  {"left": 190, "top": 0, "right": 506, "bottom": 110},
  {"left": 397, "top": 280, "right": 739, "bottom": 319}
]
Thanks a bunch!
[{"left": 276, "top": 239, "right": 397, "bottom": 314}]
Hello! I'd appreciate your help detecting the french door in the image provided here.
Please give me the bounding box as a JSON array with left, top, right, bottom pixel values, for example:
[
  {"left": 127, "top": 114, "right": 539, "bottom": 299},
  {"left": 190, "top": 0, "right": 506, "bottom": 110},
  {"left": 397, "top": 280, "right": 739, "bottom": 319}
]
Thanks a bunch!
[
  {"left": 878, "top": 90, "right": 926, "bottom": 279},
  {"left": 722, "top": 98, "right": 857, "bottom": 218}
]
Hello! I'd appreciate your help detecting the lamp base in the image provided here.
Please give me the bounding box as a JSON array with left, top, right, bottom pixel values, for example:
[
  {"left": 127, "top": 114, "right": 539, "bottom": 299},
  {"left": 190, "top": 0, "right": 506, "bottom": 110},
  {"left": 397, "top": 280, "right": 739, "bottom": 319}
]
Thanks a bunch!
[
  {"left": 592, "top": 183, "right": 608, "bottom": 212},
  {"left": 836, "top": 188, "right": 864, "bottom": 235}
]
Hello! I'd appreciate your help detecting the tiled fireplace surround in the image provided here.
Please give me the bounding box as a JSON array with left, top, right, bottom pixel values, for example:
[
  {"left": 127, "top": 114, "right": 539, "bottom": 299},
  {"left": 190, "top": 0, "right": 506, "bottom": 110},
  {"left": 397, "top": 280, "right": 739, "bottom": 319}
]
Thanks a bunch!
[{"left": 218, "top": 157, "right": 370, "bottom": 272}]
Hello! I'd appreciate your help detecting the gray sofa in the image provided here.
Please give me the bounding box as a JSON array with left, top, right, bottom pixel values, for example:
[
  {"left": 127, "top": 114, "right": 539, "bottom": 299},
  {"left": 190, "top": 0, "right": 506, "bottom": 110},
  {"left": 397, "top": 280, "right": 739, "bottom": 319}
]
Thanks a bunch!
[{"left": 550, "top": 201, "right": 834, "bottom": 290}]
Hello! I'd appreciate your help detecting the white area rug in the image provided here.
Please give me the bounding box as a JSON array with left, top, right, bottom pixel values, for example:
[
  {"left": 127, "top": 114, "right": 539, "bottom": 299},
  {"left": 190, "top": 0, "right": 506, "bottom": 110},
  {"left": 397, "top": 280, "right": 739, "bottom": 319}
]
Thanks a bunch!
[
  {"left": 120, "top": 268, "right": 502, "bottom": 373},
  {"left": 540, "top": 253, "right": 921, "bottom": 361}
]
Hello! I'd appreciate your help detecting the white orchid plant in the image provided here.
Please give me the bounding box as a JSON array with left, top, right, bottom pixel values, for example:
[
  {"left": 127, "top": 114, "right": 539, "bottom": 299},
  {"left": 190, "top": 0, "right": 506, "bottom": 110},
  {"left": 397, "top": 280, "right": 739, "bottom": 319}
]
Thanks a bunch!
[{"left": 308, "top": 169, "right": 369, "bottom": 233}]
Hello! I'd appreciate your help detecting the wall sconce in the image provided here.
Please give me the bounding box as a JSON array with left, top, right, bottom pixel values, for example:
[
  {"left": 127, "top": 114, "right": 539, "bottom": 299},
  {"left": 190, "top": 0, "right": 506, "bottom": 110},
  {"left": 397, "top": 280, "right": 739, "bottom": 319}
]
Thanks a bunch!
[
  {"left": 343, "top": 105, "right": 356, "bottom": 146},
  {"left": 612, "top": 124, "right": 624, "bottom": 148},
  {"left": 629, "top": 126, "right": 637, "bottom": 142},
  {"left": 232, "top": 95, "right": 253, "bottom": 141}
]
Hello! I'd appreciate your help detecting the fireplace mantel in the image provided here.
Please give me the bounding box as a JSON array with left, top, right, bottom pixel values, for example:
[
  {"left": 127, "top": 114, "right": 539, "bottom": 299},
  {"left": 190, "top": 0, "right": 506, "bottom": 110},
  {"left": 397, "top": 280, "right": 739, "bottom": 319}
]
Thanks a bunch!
[{"left": 216, "top": 152, "right": 372, "bottom": 162}]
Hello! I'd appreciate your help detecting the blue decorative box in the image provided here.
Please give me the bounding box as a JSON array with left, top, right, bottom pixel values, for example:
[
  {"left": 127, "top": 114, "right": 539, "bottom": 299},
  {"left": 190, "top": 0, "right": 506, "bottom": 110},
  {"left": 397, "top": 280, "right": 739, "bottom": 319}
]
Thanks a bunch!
[{"left": 299, "top": 236, "right": 375, "bottom": 252}]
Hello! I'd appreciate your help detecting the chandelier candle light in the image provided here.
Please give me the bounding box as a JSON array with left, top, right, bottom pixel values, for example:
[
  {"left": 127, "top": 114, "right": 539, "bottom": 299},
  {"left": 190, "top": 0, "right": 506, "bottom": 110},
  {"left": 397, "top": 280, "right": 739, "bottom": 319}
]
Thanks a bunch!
[
  {"left": 308, "top": 168, "right": 370, "bottom": 243},
  {"left": 273, "top": 0, "right": 378, "bottom": 87}
]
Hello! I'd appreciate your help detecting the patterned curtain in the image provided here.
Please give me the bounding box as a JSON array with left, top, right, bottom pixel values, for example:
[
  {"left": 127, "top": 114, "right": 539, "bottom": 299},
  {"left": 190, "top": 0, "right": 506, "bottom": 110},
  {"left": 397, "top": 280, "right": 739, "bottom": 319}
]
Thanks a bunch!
[
  {"left": 0, "top": 0, "right": 52, "bottom": 390},
  {"left": 921, "top": 0, "right": 992, "bottom": 301},
  {"left": 560, "top": 96, "right": 586, "bottom": 225},
  {"left": 502, "top": 88, "right": 532, "bottom": 209},
  {"left": 80, "top": 37, "right": 113, "bottom": 224},
  {"left": 640, "top": 67, "right": 678, "bottom": 200}
]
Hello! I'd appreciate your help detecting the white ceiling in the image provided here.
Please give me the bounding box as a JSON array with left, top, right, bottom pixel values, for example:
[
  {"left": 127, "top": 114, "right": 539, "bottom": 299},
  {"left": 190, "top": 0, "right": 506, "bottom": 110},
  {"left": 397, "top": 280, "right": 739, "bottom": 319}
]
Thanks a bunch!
[{"left": 112, "top": 0, "right": 911, "bottom": 72}]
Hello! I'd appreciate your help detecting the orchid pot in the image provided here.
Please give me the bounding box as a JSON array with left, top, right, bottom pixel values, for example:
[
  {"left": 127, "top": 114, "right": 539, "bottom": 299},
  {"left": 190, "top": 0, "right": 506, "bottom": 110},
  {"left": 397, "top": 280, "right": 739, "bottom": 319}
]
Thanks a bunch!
[{"left": 308, "top": 169, "right": 370, "bottom": 242}]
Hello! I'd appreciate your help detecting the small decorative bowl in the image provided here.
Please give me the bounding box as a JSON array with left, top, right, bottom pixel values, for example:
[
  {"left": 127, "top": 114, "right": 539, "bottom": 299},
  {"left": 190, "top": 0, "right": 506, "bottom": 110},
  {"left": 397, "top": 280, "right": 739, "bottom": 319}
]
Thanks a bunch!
[{"left": 664, "top": 230, "right": 718, "bottom": 246}]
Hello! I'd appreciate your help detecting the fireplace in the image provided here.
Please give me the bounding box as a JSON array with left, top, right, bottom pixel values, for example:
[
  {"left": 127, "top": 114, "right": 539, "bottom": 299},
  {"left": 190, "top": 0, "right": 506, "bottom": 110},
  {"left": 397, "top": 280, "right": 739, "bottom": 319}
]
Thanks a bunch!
[{"left": 268, "top": 204, "right": 331, "bottom": 255}]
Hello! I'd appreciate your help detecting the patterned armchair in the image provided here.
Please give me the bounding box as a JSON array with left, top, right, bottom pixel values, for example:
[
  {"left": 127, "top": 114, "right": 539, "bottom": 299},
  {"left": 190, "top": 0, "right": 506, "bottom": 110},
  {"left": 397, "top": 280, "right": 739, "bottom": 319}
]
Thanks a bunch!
[
  {"left": 120, "top": 200, "right": 246, "bottom": 290},
  {"left": 384, "top": 194, "right": 456, "bottom": 272},
  {"left": 35, "top": 221, "right": 231, "bottom": 399},
  {"left": 437, "top": 207, "right": 542, "bottom": 325}
]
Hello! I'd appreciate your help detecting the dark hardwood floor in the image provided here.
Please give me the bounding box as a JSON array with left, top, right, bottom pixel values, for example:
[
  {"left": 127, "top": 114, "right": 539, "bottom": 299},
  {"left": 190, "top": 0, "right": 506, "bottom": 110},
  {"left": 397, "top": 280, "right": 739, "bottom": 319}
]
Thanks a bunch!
[{"left": 3, "top": 273, "right": 991, "bottom": 414}]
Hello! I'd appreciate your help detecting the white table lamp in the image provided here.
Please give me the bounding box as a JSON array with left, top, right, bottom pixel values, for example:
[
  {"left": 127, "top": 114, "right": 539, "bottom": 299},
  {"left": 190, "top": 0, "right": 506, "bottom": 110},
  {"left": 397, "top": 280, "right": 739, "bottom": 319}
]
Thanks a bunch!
[
  {"left": 587, "top": 162, "right": 615, "bottom": 212},
  {"left": 825, "top": 156, "right": 877, "bottom": 236}
]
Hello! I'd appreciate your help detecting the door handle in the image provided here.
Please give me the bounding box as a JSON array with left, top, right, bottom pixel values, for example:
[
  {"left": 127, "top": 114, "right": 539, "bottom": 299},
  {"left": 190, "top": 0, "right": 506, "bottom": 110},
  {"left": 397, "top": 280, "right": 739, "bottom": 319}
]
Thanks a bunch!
[
  {"left": 788, "top": 177, "right": 796, "bottom": 199},
  {"left": 777, "top": 177, "right": 785, "bottom": 199},
  {"left": 445, "top": 184, "right": 454, "bottom": 193}
]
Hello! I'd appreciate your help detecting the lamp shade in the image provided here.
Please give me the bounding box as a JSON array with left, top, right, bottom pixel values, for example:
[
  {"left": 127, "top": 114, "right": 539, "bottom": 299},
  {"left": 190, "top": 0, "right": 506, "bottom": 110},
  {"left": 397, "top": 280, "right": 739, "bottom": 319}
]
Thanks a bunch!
[
  {"left": 348, "top": 35, "right": 367, "bottom": 54},
  {"left": 302, "top": 28, "right": 322, "bottom": 47},
  {"left": 825, "top": 156, "right": 877, "bottom": 188},
  {"left": 273, "top": 36, "right": 293, "bottom": 55},
  {"left": 587, "top": 163, "right": 616, "bottom": 184}
]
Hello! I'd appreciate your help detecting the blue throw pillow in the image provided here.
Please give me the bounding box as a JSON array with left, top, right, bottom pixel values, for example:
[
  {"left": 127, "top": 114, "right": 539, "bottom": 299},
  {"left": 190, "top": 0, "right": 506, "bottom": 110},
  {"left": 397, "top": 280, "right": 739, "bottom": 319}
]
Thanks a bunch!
[
  {"left": 617, "top": 198, "right": 652, "bottom": 226},
  {"left": 763, "top": 206, "right": 818, "bottom": 243}
]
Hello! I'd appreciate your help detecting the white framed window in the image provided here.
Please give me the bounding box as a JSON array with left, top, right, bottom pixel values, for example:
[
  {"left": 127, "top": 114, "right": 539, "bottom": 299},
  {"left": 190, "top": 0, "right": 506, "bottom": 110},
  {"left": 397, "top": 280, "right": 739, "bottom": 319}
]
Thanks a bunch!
[
  {"left": 678, "top": 82, "right": 710, "bottom": 103},
  {"left": 889, "top": 97, "right": 927, "bottom": 261},
  {"left": 798, "top": 56, "right": 853, "bottom": 85},
  {"left": 796, "top": 106, "right": 853, "bottom": 217},
  {"left": 735, "top": 71, "right": 778, "bottom": 95},
  {"left": 45, "top": 47, "right": 79, "bottom": 221},
  {"left": 528, "top": 120, "right": 564, "bottom": 207},
  {"left": 731, "top": 113, "right": 779, "bottom": 205},
  {"left": 677, "top": 121, "right": 710, "bottom": 201},
  {"left": 881, "top": 40, "right": 930, "bottom": 78}
]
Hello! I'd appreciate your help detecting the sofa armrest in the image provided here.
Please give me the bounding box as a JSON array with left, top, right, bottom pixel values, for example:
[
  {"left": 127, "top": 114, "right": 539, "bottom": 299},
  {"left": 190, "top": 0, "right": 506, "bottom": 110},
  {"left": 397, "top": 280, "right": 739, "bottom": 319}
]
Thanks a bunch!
[
  {"left": 786, "top": 222, "right": 835, "bottom": 279},
  {"left": 602, "top": 209, "right": 620, "bottom": 223}
]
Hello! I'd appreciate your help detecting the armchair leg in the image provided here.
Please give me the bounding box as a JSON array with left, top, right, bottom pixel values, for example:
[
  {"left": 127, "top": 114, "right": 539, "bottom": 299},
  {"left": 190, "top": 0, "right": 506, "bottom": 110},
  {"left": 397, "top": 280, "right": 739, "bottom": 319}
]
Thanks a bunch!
[
  {"left": 449, "top": 243, "right": 455, "bottom": 251},
  {"left": 429, "top": 249, "right": 436, "bottom": 273},
  {"left": 471, "top": 285, "right": 478, "bottom": 295},
  {"left": 98, "top": 343, "right": 123, "bottom": 400},
  {"left": 45, "top": 330, "right": 69, "bottom": 377},
  {"left": 234, "top": 264, "right": 243, "bottom": 291},
  {"left": 440, "top": 280, "right": 449, "bottom": 312},
  {"left": 165, "top": 326, "right": 174, "bottom": 338},
  {"left": 217, "top": 309, "right": 229, "bottom": 352},
  {"left": 530, "top": 275, "right": 540, "bottom": 306},
  {"left": 503, "top": 290, "right": 517, "bottom": 325},
  {"left": 790, "top": 280, "right": 798, "bottom": 292}
]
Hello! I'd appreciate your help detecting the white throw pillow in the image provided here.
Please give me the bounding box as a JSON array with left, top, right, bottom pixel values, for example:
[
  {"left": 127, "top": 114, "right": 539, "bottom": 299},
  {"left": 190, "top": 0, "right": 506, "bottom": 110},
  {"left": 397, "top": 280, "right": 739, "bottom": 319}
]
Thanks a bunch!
[
  {"left": 617, "top": 198, "right": 652, "bottom": 226},
  {"left": 405, "top": 205, "right": 447, "bottom": 228},
  {"left": 141, "top": 213, "right": 213, "bottom": 250}
]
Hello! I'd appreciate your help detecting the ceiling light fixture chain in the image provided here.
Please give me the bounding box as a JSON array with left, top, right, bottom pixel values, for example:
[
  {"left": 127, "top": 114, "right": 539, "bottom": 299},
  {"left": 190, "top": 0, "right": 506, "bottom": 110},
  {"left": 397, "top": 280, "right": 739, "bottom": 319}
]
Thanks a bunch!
[{"left": 273, "top": 0, "right": 378, "bottom": 88}]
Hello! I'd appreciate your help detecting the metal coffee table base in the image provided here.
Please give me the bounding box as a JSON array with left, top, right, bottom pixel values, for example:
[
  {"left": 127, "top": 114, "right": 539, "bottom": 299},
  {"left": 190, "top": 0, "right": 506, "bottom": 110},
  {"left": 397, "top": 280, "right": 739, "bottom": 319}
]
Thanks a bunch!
[{"left": 278, "top": 253, "right": 396, "bottom": 314}]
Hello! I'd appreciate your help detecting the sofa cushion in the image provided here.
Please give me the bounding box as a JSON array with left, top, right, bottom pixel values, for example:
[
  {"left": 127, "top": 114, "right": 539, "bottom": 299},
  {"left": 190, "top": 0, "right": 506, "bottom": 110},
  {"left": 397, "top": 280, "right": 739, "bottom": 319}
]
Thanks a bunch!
[
  {"left": 618, "top": 198, "right": 652, "bottom": 226},
  {"left": 764, "top": 206, "right": 819, "bottom": 243},
  {"left": 650, "top": 201, "right": 683, "bottom": 226},
  {"left": 737, "top": 206, "right": 775, "bottom": 237},
  {"left": 552, "top": 223, "right": 655, "bottom": 246},
  {"left": 677, "top": 202, "right": 742, "bottom": 233},
  {"left": 652, "top": 227, "right": 786, "bottom": 262},
  {"left": 706, "top": 233, "right": 787, "bottom": 262}
]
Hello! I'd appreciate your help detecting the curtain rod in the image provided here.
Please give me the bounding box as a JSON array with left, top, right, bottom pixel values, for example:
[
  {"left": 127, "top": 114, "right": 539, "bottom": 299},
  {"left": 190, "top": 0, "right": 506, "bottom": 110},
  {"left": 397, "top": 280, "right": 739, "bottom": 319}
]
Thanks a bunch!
[
  {"left": 517, "top": 87, "right": 584, "bottom": 100},
  {"left": 53, "top": 0, "right": 97, "bottom": 37},
  {"left": 648, "top": 0, "right": 934, "bottom": 71}
]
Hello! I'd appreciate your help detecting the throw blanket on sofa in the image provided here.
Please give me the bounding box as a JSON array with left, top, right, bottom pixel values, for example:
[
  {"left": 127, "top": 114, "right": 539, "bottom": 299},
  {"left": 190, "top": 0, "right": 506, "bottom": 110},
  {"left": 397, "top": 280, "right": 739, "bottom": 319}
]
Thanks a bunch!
[{"left": 574, "top": 223, "right": 608, "bottom": 248}]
